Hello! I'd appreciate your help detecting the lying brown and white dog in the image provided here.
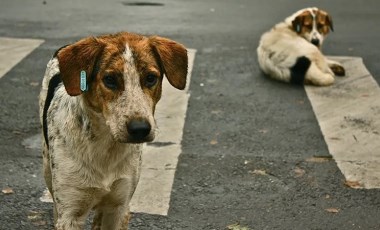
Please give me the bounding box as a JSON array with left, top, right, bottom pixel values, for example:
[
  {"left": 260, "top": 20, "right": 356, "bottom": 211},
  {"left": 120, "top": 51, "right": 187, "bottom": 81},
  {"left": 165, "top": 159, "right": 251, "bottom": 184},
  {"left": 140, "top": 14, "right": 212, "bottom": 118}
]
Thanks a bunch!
[
  {"left": 257, "top": 7, "right": 345, "bottom": 86},
  {"left": 39, "top": 32, "right": 188, "bottom": 229}
]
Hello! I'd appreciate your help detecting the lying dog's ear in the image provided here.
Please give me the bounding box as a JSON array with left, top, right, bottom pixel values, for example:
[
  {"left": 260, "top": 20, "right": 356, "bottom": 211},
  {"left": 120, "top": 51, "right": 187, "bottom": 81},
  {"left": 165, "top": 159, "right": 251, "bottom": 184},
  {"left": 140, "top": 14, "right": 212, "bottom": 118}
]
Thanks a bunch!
[
  {"left": 292, "top": 15, "right": 304, "bottom": 33},
  {"left": 292, "top": 11, "right": 313, "bottom": 34},
  {"left": 317, "top": 10, "right": 334, "bottom": 32},
  {"left": 149, "top": 36, "right": 188, "bottom": 90},
  {"left": 326, "top": 14, "right": 334, "bottom": 32},
  {"left": 57, "top": 37, "right": 104, "bottom": 96}
]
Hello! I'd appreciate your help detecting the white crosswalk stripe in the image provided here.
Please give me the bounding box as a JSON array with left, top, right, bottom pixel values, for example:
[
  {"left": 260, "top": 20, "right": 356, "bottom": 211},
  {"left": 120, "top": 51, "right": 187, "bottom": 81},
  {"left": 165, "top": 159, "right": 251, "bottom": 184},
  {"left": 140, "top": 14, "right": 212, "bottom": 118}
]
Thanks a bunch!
[
  {"left": 305, "top": 56, "right": 380, "bottom": 189},
  {"left": 0, "top": 37, "right": 44, "bottom": 78}
]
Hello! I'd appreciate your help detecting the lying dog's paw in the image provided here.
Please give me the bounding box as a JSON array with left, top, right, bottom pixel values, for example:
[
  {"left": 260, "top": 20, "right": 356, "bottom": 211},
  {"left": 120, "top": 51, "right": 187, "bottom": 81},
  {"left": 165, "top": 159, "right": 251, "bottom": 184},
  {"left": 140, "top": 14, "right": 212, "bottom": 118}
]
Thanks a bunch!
[{"left": 330, "top": 64, "right": 345, "bottom": 77}]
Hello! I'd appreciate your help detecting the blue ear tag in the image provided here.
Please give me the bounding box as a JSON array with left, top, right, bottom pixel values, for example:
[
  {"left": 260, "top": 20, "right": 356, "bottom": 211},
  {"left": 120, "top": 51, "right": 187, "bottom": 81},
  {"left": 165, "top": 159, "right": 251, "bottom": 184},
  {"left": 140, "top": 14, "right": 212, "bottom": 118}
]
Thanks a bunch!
[
  {"left": 80, "top": 70, "right": 88, "bottom": 92},
  {"left": 296, "top": 24, "right": 301, "bottom": 33}
]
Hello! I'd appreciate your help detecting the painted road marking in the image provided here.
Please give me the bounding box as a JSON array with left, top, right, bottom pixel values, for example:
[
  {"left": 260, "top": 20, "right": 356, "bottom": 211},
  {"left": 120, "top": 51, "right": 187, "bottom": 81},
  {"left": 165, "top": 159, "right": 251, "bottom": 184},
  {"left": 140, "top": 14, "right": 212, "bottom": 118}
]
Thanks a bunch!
[
  {"left": 130, "top": 49, "right": 196, "bottom": 215},
  {"left": 34, "top": 49, "right": 197, "bottom": 215},
  {"left": 305, "top": 56, "right": 380, "bottom": 189},
  {"left": 0, "top": 37, "right": 44, "bottom": 78}
]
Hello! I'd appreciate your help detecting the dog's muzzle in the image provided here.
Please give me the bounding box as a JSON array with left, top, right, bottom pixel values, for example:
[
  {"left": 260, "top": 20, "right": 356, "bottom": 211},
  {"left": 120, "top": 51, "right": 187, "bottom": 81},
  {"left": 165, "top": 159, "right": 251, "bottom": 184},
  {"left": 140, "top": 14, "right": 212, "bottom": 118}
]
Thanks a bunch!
[
  {"left": 127, "top": 119, "right": 152, "bottom": 143},
  {"left": 311, "top": 38, "right": 320, "bottom": 47}
]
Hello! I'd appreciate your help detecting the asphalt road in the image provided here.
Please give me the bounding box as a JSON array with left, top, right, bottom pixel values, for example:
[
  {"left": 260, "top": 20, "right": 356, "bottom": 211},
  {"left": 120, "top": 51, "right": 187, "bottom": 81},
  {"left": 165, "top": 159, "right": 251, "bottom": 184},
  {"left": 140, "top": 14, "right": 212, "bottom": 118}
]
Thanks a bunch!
[{"left": 1, "top": 0, "right": 380, "bottom": 229}]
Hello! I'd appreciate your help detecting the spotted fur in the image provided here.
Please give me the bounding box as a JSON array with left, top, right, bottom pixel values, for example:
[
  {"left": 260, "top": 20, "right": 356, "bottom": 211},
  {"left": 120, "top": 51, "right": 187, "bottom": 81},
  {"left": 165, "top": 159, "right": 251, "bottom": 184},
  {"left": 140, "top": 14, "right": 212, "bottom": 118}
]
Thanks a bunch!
[{"left": 39, "top": 32, "right": 188, "bottom": 229}]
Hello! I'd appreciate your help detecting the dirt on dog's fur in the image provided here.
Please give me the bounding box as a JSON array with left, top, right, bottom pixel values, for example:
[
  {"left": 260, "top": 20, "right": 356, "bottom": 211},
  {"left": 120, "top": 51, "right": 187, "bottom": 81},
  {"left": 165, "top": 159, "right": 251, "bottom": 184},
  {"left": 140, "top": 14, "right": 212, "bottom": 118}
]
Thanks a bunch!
[{"left": 39, "top": 32, "right": 188, "bottom": 229}]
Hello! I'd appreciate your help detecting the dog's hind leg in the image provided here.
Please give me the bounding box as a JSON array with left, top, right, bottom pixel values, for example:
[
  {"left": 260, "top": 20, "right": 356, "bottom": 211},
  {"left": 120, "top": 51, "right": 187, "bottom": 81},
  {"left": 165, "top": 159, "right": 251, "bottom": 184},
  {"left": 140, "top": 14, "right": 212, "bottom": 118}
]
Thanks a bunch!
[
  {"left": 290, "top": 56, "right": 311, "bottom": 84},
  {"left": 305, "top": 62, "right": 335, "bottom": 86},
  {"left": 326, "top": 58, "right": 346, "bottom": 76}
]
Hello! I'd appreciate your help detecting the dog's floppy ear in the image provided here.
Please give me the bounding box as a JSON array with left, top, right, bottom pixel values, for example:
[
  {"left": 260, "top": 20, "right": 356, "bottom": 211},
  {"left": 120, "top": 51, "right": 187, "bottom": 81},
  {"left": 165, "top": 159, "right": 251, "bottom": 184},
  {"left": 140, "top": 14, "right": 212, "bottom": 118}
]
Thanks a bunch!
[
  {"left": 149, "top": 36, "right": 188, "bottom": 90},
  {"left": 56, "top": 37, "right": 104, "bottom": 96},
  {"left": 326, "top": 14, "right": 334, "bottom": 32},
  {"left": 317, "top": 10, "right": 334, "bottom": 32},
  {"left": 292, "top": 11, "right": 313, "bottom": 34},
  {"left": 292, "top": 15, "right": 304, "bottom": 33}
]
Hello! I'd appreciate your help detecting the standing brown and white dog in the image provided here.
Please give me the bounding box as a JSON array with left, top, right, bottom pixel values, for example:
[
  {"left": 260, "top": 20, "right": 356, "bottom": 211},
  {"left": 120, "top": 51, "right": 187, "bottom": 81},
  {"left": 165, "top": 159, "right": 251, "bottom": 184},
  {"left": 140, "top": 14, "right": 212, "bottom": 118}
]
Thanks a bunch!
[
  {"left": 39, "top": 32, "right": 188, "bottom": 229},
  {"left": 257, "top": 7, "right": 345, "bottom": 86}
]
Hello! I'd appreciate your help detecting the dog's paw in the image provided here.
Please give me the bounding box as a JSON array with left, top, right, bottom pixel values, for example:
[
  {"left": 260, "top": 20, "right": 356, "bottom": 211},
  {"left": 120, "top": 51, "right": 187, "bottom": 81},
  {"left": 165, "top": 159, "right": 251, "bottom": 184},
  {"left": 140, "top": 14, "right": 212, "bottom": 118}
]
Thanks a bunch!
[{"left": 330, "top": 64, "right": 345, "bottom": 77}]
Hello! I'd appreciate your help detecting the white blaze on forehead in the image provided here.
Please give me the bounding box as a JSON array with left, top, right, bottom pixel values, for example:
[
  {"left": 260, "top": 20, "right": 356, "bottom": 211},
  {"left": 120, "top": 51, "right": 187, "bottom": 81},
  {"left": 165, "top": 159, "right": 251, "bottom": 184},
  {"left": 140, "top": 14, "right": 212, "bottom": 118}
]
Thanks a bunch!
[
  {"left": 123, "top": 43, "right": 140, "bottom": 85},
  {"left": 310, "top": 10, "right": 317, "bottom": 35},
  {"left": 124, "top": 43, "right": 134, "bottom": 61},
  {"left": 309, "top": 9, "right": 324, "bottom": 43}
]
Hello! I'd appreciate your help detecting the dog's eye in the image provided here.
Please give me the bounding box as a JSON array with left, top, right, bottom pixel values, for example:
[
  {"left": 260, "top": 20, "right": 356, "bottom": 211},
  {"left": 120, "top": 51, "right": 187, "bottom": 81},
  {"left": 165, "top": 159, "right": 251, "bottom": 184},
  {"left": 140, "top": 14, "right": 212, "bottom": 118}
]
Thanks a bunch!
[
  {"left": 103, "top": 75, "right": 118, "bottom": 90},
  {"left": 317, "top": 24, "right": 325, "bottom": 29},
  {"left": 144, "top": 74, "right": 158, "bottom": 88}
]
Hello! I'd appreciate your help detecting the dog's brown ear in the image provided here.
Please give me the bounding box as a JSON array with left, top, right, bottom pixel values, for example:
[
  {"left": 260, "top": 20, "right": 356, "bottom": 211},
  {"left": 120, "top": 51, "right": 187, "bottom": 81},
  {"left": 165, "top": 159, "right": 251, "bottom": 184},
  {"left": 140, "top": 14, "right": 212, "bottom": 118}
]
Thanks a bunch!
[
  {"left": 149, "top": 36, "right": 188, "bottom": 90},
  {"left": 326, "top": 14, "right": 334, "bottom": 32},
  {"left": 317, "top": 10, "right": 334, "bottom": 32},
  {"left": 292, "top": 11, "right": 313, "bottom": 34},
  {"left": 56, "top": 37, "right": 104, "bottom": 96},
  {"left": 292, "top": 15, "right": 305, "bottom": 33}
]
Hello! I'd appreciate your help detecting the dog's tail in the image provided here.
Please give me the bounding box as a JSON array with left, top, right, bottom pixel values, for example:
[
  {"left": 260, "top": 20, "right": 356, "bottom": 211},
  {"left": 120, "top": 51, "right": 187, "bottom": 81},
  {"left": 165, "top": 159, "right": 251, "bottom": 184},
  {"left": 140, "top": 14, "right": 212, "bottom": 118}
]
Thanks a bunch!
[{"left": 290, "top": 56, "right": 311, "bottom": 84}]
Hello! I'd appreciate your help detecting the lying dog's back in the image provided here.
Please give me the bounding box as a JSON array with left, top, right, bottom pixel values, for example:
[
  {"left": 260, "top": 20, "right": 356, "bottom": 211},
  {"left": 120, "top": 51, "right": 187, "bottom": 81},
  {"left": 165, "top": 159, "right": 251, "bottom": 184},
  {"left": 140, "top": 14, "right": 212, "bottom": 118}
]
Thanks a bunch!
[{"left": 257, "top": 22, "right": 316, "bottom": 84}]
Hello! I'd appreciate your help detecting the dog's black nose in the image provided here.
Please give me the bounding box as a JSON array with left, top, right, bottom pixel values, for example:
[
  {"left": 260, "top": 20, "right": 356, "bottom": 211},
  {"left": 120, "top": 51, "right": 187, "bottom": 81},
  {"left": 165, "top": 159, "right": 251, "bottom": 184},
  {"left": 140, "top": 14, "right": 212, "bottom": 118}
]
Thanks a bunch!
[
  {"left": 127, "top": 120, "right": 151, "bottom": 141},
  {"left": 311, "top": 38, "right": 320, "bottom": 47}
]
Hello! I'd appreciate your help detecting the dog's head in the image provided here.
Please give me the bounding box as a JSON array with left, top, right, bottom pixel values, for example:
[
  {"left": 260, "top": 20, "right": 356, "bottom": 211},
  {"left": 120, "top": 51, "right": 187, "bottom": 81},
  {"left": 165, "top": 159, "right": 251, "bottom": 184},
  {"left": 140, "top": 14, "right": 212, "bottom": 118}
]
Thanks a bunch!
[
  {"left": 56, "top": 32, "right": 188, "bottom": 143},
  {"left": 286, "top": 7, "right": 334, "bottom": 48}
]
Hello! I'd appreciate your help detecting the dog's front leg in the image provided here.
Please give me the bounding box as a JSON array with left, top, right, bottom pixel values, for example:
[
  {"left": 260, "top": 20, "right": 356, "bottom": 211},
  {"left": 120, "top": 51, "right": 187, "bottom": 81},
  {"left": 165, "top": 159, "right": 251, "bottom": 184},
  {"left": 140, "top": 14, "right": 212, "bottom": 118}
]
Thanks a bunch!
[
  {"left": 92, "top": 178, "right": 138, "bottom": 230},
  {"left": 92, "top": 205, "right": 130, "bottom": 230},
  {"left": 53, "top": 187, "right": 97, "bottom": 230}
]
